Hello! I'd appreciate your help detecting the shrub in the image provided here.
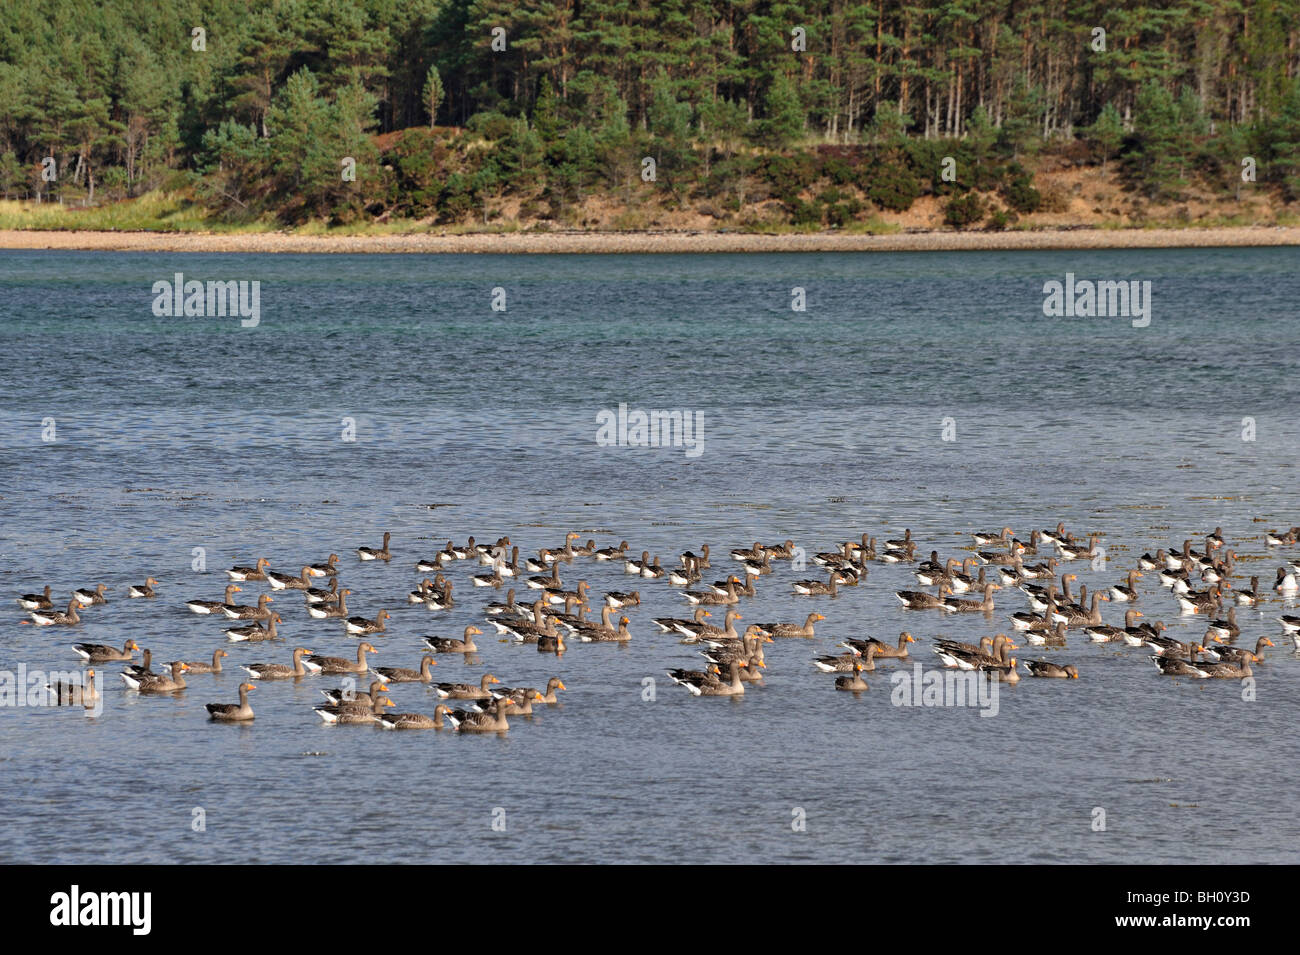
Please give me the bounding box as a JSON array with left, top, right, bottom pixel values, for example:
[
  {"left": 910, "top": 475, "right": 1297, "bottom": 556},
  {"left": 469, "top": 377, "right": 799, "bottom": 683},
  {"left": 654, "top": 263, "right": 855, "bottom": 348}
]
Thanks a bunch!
[{"left": 944, "top": 192, "right": 986, "bottom": 229}]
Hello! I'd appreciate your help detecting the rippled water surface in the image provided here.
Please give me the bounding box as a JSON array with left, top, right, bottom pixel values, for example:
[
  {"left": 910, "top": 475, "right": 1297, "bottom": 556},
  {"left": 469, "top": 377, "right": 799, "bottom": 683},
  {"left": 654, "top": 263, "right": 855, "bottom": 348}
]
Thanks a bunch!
[{"left": 1, "top": 248, "right": 1298, "bottom": 863}]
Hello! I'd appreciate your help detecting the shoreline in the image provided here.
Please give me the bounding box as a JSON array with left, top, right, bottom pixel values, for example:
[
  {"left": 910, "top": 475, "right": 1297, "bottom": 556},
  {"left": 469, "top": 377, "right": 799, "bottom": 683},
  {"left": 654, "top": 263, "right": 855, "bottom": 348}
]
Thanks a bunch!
[{"left": 1, "top": 225, "right": 1299, "bottom": 254}]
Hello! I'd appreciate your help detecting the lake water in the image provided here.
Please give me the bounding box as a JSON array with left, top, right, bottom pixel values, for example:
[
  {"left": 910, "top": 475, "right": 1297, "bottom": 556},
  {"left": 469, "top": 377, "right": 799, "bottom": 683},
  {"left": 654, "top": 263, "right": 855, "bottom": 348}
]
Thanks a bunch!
[{"left": 1, "top": 247, "right": 1297, "bottom": 863}]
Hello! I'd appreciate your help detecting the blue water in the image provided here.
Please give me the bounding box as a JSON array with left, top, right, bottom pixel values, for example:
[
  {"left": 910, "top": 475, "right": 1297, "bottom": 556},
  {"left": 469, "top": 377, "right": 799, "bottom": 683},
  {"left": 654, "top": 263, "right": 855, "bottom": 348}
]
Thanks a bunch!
[{"left": 1, "top": 248, "right": 1297, "bottom": 863}]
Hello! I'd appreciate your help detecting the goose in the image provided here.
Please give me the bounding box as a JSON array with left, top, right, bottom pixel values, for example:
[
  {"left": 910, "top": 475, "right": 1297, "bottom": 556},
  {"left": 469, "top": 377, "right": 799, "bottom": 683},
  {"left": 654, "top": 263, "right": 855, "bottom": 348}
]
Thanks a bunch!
[
  {"left": 973, "top": 526, "right": 1014, "bottom": 546},
  {"left": 415, "top": 554, "right": 449, "bottom": 572},
  {"left": 445, "top": 697, "right": 515, "bottom": 732},
  {"left": 701, "top": 629, "right": 771, "bottom": 672},
  {"left": 1149, "top": 644, "right": 1210, "bottom": 676},
  {"left": 668, "top": 660, "right": 747, "bottom": 697},
  {"left": 737, "top": 552, "right": 771, "bottom": 577},
  {"left": 424, "top": 580, "right": 455, "bottom": 609},
  {"left": 472, "top": 560, "right": 506, "bottom": 589},
  {"left": 536, "top": 631, "right": 567, "bottom": 653},
  {"left": 378, "top": 705, "right": 455, "bottom": 730},
  {"left": 304, "top": 578, "right": 340, "bottom": 604},
  {"left": 307, "top": 554, "right": 340, "bottom": 577},
  {"left": 1011, "top": 597, "right": 1056, "bottom": 632},
  {"left": 433, "top": 673, "right": 502, "bottom": 701},
  {"left": 496, "top": 602, "right": 563, "bottom": 642},
  {"left": 709, "top": 574, "right": 756, "bottom": 598},
  {"left": 226, "top": 558, "right": 270, "bottom": 581},
  {"left": 1040, "top": 522, "right": 1068, "bottom": 547},
  {"left": 222, "top": 592, "right": 274, "bottom": 620},
  {"left": 424, "top": 625, "right": 483, "bottom": 653},
  {"left": 16, "top": 585, "right": 53, "bottom": 610},
  {"left": 1054, "top": 591, "right": 1107, "bottom": 628},
  {"left": 1234, "top": 576, "right": 1261, "bottom": 607},
  {"left": 640, "top": 556, "right": 665, "bottom": 579},
  {"left": 1265, "top": 529, "right": 1296, "bottom": 547},
  {"left": 73, "top": 639, "right": 138, "bottom": 663},
  {"left": 373, "top": 655, "right": 439, "bottom": 684},
  {"left": 792, "top": 573, "right": 844, "bottom": 597},
  {"left": 1125, "top": 618, "right": 1164, "bottom": 647},
  {"left": 357, "top": 532, "right": 391, "bottom": 562},
  {"left": 604, "top": 590, "right": 640, "bottom": 609},
  {"left": 494, "top": 687, "right": 548, "bottom": 715},
  {"left": 941, "top": 583, "right": 1001, "bottom": 614},
  {"left": 1189, "top": 652, "right": 1255, "bottom": 680},
  {"left": 842, "top": 632, "right": 915, "bottom": 659},
  {"left": 1137, "top": 549, "right": 1167, "bottom": 571},
  {"left": 754, "top": 612, "right": 824, "bottom": 639},
  {"left": 303, "top": 642, "right": 378, "bottom": 675},
  {"left": 186, "top": 584, "right": 243, "bottom": 615},
  {"left": 1210, "top": 636, "right": 1274, "bottom": 664},
  {"left": 30, "top": 599, "right": 82, "bottom": 626},
  {"left": 266, "top": 566, "right": 314, "bottom": 591},
  {"left": 593, "top": 540, "right": 630, "bottom": 561},
  {"left": 546, "top": 579, "right": 589, "bottom": 606},
  {"left": 1025, "top": 621, "right": 1069, "bottom": 647},
  {"left": 684, "top": 577, "right": 742, "bottom": 605},
  {"left": 483, "top": 585, "right": 520, "bottom": 615},
  {"left": 980, "top": 658, "right": 1021, "bottom": 683},
  {"left": 914, "top": 555, "right": 957, "bottom": 587},
  {"left": 879, "top": 542, "right": 916, "bottom": 563},
  {"left": 344, "top": 609, "right": 390, "bottom": 635},
  {"left": 814, "top": 650, "right": 869, "bottom": 673},
  {"left": 181, "top": 649, "right": 230, "bottom": 674},
  {"left": 1145, "top": 630, "right": 1200, "bottom": 658},
  {"left": 206, "top": 683, "right": 256, "bottom": 721},
  {"left": 1056, "top": 535, "right": 1099, "bottom": 561},
  {"left": 578, "top": 615, "right": 632, "bottom": 643},
  {"left": 1277, "top": 615, "right": 1300, "bottom": 636},
  {"left": 127, "top": 577, "right": 160, "bottom": 598},
  {"left": 314, "top": 695, "right": 395, "bottom": 724},
  {"left": 528, "top": 564, "right": 564, "bottom": 590},
  {"left": 306, "top": 589, "right": 351, "bottom": 619},
  {"left": 1177, "top": 584, "right": 1226, "bottom": 614},
  {"left": 121, "top": 661, "right": 190, "bottom": 693},
  {"left": 1109, "top": 570, "right": 1142, "bottom": 602},
  {"left": 1085, "top": 609, "right": 1143, "bottom": 642},
  {"left": 510, "top": 677, "right": 567, "bottom": 706},
  {"left": 240, "top": 647, "right": 315, "bottom": 680},
  {"left": 225, "top": 612, "right": 282, "bottom": 642},
  {"left": 624, "top": 550, "right": 652, "bottom": 575},
  {"left": 668, "top": 558, "right": 702, "bottom": 587},
  {"left": 1023, "top": 661, "right": 1078, "bottom": 679},
  {"left": 678, "top": 543, "right": 710, "bottom": 567},
  {"left": 1206, "top": 526, "right": 1225, "bottom": 549},
  {"left": 672, "top": 609, "right": 743, "bottom": 643},
  {"left": 730, "top": 543, "right": 765, "bottom": 562},
  {"left": 321, "top": 679, "right": 389, "bottom": 706},
  {"left": 1018, "top": 556, "right": 1059, "bottom": 580},
  {"left": 976, "top": 541, "right": 1026, "bottom": 566},
  {"left": 73, "top": 584, "right": 109, "bottom": 606},
  {"left": 1205, "top": 607, "right": 1240, "bottom": 640},
  {"left": 934, "top": 633, "right": 1015, "bottom": 670},
  {"left": 834, "top": 662, "right": 870, "bottom": 692},
  {"left": 895, "top": 585, "right": 952, "bottom": 610},
  {"left": 1273, "top": 567, "right": 1299, "bottom": 594},
  {"left": 885, "top": 529, "right": 913, "bottom": 550},
  {"left": 46, "top": 668, "right": 98, "bottom": 707}
]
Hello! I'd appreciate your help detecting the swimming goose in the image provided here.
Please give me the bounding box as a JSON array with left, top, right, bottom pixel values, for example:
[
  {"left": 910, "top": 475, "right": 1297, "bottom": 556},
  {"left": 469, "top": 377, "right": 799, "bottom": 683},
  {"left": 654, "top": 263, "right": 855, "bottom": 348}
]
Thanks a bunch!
[
  {"left": 267, "top": 566, "right": 315, "bottom": 591},
  {"left": 668, "top": 558, "right": 702, "bottom": 587},
  {"left": 226, "top": 558, "right": 271, "bottom": 581},
  {"left": 668, "top": 660, "right": 747, "bottom": 697},
  {"left": 934, "top": 633, "right": 1015, "bottom": 670},
  {"left": 702, "top": 629, "right": 771, "bottom": 670},
  {"left": 709, "top": 574, "right": 756, "bottom": 598},
  {"left": 344, "top": 609, "right": 390, "bottom": 635},
  {"left": 415, "top": 554, "right": 449, "bottom": 572},
  {"left": 424, "top": 626, "right": 484, "bottom": 653},
  {"left": 321, "top": 679, "right": 389, "bottom": 706},
  {"left": 762, "top": 540, "right": 796, "bottom": 560},
  {"left": 604, "top": 590, "right": 640, "bottom": 609},
  {"left": 378, "top": 704, "right": 455, "bottom": 730},
  {"left": 792, "top": 573, "right": 844, "bottom": 597},
  {"left": 314, "top": 695, "right": 395, "bottom": 724},
  {"left": 1109, "top": 570, "right": 1143, "bottom": 602},
  {"left": 528, "top": 564, "right": 564, "bottom": 590},
  {"left": 1273, "top": 567, "right": 1299, "bottom": 594},
  {"left": 222, "top": 592, "right": 274, "bottom": 620},
  {"left": 879, "top": 542, "right": 917, "bottom": 563},
  {"left": 1085, "top": 609, "right": 1143, "bottom": 642},
  {"left": 737, "top": 552, "right": 772, "bottom": 577},
  {"left": 357, "top": 533, "right": 391, "bottom": 562},
  {"left": 1025, "top": 621, "right": 1069, "bottom": 647},
  {"left": 731, "top": 543, "right": 765, "bottom": 562},
  {"left": 1189, "top": 652, "right": 1255, "bottom": 679},
  {"left": 885, "top": 529, "right": 913, "bottom": 550},
  {"left": 225, "top": 612, "right": 282, "bottom": 642},
  {"left": 17, "top": 585, "right": 54, "bottom": 610},
  {"left": 1265, "top": 528, "right": 1297, "bottom": 547},
  {"left": 640, "top": 555, "right": 665, "bottom": 579},
  {"left": 483, "top": 587, "right": 520, "bottom": 616},
  {"left": 306, "top": 589, "right": 351, "bottom": 619},
  {"left": 1177, "top": 584, "right": 1226, "bottom": 614},
  {"left": 303, "top": 642, "right": 377, "bottom": 675},
  {"left": 814, "top": 650, "right": 868, "bottom": 673},
  {"left": 72, "top": 584, "right": 108, "bottom": 606},
  {"left": 122, "top": 649, "right": 155, "bottom": 679},
  {"left": 685, "top": 577, "right": 742, "bottom": 605},
  {"left": 579, "top": 615, "right": 632, "bottom": 643},
  {"left": 546, "top": 579, "right": 589, "bottom": 606},
  {"left": 1023, "top": 661, "right": 1078, "bottom": 679},
  {"left": 121, "top": 661, "right": 190, "bottom": 693},
  {"left": 979, "top": 658, "right": 1021, "bottom": 683},
  {"left": 537, "top": 631, "right": 567, "bottom": 653},
  {"left": 895, "top": 585, "right": 953, "bottom": 610},
  {"left": 941, "top": 583, "right": 1001, "bottom": 614},
  {"left": 844, "top": 632, "right": 915, "bottom": 659},
  {"left": 494, "top": 687, "right": 548, "bottom": 715},
  {"left": 73, "top": 639, "right": 138, "bottom": 663},
  {"left": 1040, "top": 522, "right": 1068, "bottom": 547},
  {"left": 683, "top": 609, "right": 746, "bottom": 644},
  {"left": 756, "top": 612, "right": 824, "bottom": 639},
  {"left": 1056, "top": 534, "right": 1099, "bottom": 561},
  {"left": 424, "top": 580, "right": 455, "bottom": 609},
  {"left": 1011, "top": 596, "right": 1057, "bottom": 632},
  {"left": 241, "top": 647, "right": 315, "bottom": 680},
  {"left": 181, "top": 649, "right": 230, "bottom": 674},
  {"left": 206, "top": 683, "right": 256, "bottom": 721},
  {"left": 1137, "top": 549, "right": 1167, "bottom": 571},
  {"left": 594, "top": 540, "right": 630, "bottom": 561},
  {"left": 976, "top": 541, "right": 1026, "bottom": 566},
  {"left": 653, "top": 608, "right": 713, "bottom": 636},
  {"left": 914, "top": 555, "right": 957, "bottom": 586},
  {"left": 1205, "top": 607, "right": 1240, "bottom": 640},
  {"left": 30, "top": 599, "right": 82, "bottom": 626},
  {"left": 973, "top": 526, "right": 1014, "bottom": 546},
  {"left": 445, "top": 697, "right": 515, "bottom": 732},
  {"left": 46, "top": 668, "right": 98, "bottom": 706},
  {"left": 1149, "top": 644, "right": 1211, "bottom": 676},
  {"left": 834, "top": 662, "right": 870, "bottom": 691},
  {"left": 308, "top": 554, "right": 340, "bottom": 577},
  {"left": 1055, "top": 592, "right": 1109, "bottom": 628},
  {"left": 433, "top": 673, "right": 502, "bottom": 701},
  {"left": 373, "top": 655, "right": 439, "bottom": 684},
  {"left": 1210, "top": 636, "right": 1273, "bottom": 664},
  {"left": 1234, "top": 576, "right": 1261, "bottom": 607},
  {"left": 305, "top": 578, "right": 340, "bottom": 604},
  {"left": 186, "top": 584, "right": 243, "bottom": 615},
  {"left": 127, "top": 577, "right": 160, "bottom": 598}
]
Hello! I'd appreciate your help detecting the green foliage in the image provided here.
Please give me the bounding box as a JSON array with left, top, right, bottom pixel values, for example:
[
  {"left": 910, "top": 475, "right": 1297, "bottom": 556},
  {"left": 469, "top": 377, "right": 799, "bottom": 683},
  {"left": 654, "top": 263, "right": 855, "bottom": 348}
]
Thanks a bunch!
[{"left": 944, "top": 192, "right": 986, "bottom": 229}]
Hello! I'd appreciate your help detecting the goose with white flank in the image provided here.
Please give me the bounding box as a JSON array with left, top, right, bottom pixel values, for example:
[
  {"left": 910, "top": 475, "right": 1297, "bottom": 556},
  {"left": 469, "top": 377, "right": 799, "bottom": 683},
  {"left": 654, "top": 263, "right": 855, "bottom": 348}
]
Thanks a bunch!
[
  {"left": 73, "top": 639, "right": 138, "bottom": 663},
  {"left": 225, "top": 612, "right": 282, "bottom": 642},
  {"left": 30, "top": 599, "right": 82, "bottom": 626},
  {"left": 240, "top": 647, "right": 315, "bottom": 680},
  {"left": 186, "top": 584, "right": 243, "bottom": 615},
  {"left": 222, "top": 592, "right": 274, "bottom": 620},
  {"left": 73, "top": 584, "right": 109, "bottom": 606},
  {"left": 127, "top": 577, "right": 160, "bottom": 598},
  {"left": 206, "top": 683, "right": 256, "bottom": 722},
  {"left": 307, "top": 554, "right": 339, "bottom": 577},
  {"left": 226, "top": 557, "right": 270, "bottom": 581},
  {"left": 307, "top": 589, "right": 351, "bottom": 620},
  {"left": 344, "top": 609, "right": 390, "bottom": 636},
  {"left": 357, "top": 533, "right": 391, "bottom": 562},
  {"left": 303, "top": 643, "right": 378, "bottom": 675},
  {"left": 16, "top": 585, "right": 53, "bottom": 610},
  {"left": 266, "top": 566, "right": 315, "bottom": 591},
  {"left": 424, "top": 625, "right": 483, "bottom": 653}
]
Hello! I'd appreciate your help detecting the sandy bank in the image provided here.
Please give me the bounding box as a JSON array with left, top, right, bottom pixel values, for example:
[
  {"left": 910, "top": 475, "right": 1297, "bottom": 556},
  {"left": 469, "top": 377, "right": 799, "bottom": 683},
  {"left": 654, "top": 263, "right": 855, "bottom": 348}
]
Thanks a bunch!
[{"left": 2, "top": 226, "right": 1299, "bottom": 254}]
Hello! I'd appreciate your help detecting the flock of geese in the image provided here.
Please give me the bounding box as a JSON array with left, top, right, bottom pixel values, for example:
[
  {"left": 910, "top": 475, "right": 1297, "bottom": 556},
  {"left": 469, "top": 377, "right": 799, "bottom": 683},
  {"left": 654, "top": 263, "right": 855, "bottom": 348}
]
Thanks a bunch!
[{"left": 19, "top": 521, "right": 1300, "bottom": 727}]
